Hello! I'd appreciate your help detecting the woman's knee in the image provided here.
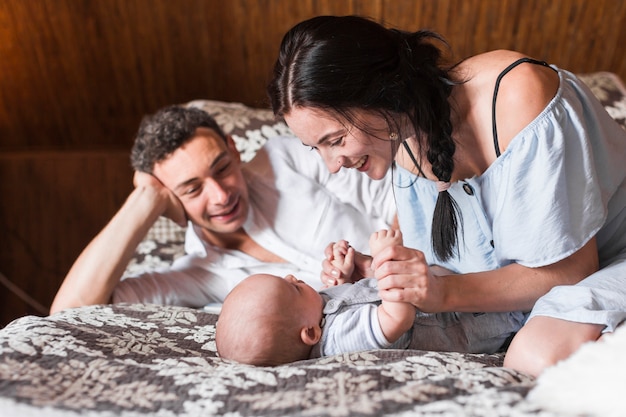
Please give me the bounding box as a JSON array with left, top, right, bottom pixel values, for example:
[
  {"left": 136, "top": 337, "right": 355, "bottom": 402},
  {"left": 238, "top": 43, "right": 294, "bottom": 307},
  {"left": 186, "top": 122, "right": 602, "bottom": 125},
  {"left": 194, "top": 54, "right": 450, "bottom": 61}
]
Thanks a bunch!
[{"left": 503, "top": 316, "right": 603, "bottom": 377}]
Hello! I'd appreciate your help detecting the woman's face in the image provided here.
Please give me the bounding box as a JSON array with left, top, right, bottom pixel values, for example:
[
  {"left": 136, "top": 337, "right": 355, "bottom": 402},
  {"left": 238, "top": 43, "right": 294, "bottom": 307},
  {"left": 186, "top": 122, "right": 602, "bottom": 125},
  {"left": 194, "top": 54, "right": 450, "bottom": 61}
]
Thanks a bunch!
[{"left": 284, "top": 107, "right": 396, "bottom": 180}]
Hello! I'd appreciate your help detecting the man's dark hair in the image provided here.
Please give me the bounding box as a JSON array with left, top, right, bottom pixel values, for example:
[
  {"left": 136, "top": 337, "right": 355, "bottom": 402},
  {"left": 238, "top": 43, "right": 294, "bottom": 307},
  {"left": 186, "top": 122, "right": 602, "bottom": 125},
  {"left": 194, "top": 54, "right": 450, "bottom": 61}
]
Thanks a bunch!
[{"left": 131, "top": 105, "right": 228, "bottom": 173}]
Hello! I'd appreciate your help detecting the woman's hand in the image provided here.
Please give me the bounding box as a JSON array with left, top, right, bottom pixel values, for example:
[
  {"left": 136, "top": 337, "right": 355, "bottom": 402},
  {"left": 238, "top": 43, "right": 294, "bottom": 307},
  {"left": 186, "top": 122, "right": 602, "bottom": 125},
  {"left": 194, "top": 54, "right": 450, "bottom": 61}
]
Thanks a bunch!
[
  {"left": 372, "top": 245, "right": 447, "bottom": 313},
  {"left": 320, "top": 242, "right": 373, "bottom": 287},
  {"left": 133, "top": 171, "right": 187, "bottom": 227}
]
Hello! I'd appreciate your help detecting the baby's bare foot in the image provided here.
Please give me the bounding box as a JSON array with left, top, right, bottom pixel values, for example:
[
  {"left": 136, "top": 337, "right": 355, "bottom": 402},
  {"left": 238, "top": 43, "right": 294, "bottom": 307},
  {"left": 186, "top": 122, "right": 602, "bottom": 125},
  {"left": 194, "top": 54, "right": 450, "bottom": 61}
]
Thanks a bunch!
[{"left": 369, "top": 229, "right": 403, "bottom": 257}]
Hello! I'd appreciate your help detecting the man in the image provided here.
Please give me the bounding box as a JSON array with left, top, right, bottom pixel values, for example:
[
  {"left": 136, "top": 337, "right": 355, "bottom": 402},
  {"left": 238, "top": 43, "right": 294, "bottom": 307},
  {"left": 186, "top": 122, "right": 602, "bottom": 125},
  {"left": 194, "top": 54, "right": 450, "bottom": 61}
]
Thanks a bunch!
[{"left": 50, "top": 105, "right": 395, "bottom": 313}]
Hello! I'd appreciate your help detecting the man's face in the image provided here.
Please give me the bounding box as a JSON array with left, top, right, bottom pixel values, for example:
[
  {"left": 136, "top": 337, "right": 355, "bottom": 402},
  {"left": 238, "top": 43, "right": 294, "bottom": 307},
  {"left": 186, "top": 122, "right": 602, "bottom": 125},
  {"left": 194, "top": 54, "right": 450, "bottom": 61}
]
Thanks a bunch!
[{"left": 153, "top": 127, "right": 249, "bottom": 237}]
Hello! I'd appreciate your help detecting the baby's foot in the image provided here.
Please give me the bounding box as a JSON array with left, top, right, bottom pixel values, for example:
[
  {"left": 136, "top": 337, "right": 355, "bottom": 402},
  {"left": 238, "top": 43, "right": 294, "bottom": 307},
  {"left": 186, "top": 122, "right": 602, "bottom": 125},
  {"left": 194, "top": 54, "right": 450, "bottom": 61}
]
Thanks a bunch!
[
  {"left": 369, "top": 229, "right": 403, "bottom": 257},
  {"left": 330, "top": 240, "right": 354, "bottom": 281}
]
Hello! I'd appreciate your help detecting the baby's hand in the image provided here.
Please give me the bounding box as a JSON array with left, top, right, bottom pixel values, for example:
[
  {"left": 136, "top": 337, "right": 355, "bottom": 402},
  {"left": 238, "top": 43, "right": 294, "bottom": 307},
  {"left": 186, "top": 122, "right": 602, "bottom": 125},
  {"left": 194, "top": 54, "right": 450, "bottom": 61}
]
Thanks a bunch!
[
  {"left": 320, "top": 245, "right": 372, "bottom": 287},
  {"left": 332, "top": 240, "right": 350, "bottom": 258},
  {"left": 133, "top": 171, "right": 187, "bottom": 227},
  {"left": 327, "top": 240, "right": 355, "bottom": 286}
]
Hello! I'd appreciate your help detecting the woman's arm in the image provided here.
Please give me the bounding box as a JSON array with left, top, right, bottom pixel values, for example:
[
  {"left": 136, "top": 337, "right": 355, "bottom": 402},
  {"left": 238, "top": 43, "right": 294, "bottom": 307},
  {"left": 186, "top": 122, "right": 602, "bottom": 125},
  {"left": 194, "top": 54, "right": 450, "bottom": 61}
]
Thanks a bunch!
[
  {"left": 50, "top": 173, "right": 186, "bottom": 314},
  {"left": 375, "top": 237, "right": 599, "bottom": 313}
]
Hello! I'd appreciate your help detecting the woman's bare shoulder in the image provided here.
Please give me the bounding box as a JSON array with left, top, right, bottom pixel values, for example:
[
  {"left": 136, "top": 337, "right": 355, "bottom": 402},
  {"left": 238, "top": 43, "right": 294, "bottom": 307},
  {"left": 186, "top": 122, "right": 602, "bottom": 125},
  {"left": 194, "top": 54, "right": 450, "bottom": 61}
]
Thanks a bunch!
[
  {"left": 461, "top": 50, "right": 560, "bottom": 152},
  {"left": 459, "top": 50, "right": 549, "bottom": 81}
]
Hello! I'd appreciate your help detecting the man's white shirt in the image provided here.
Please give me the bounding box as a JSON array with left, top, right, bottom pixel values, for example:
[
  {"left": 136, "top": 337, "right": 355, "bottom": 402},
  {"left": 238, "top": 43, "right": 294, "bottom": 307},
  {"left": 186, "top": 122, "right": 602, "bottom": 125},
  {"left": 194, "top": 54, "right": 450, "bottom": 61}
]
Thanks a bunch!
[{"left": 113, "top": 135, "right": 395, "bottom": 307}]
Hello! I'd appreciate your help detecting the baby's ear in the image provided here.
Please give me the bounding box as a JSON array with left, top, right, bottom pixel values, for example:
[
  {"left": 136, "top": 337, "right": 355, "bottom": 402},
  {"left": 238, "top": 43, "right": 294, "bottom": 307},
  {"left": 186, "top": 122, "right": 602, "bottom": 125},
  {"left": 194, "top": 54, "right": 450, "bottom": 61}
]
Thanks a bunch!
[{"left": 300, "top": 325, "right": 322, "bottom": 346}]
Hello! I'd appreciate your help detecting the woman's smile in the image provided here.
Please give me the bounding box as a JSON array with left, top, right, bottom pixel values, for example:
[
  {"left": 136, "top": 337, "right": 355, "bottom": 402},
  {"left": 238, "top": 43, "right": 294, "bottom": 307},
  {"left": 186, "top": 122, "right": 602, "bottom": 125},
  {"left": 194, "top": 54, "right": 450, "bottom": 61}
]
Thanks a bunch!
[{"left": 352, "top": 155, "right": 368, "bottom": 170}]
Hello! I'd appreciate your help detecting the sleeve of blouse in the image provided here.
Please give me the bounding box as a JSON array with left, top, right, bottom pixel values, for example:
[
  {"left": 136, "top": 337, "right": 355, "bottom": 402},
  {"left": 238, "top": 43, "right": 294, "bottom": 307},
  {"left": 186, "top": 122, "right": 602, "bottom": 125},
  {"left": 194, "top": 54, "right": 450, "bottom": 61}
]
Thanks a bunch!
[{"left": 493, "top": 78, "right": 618, "bottom": 267}]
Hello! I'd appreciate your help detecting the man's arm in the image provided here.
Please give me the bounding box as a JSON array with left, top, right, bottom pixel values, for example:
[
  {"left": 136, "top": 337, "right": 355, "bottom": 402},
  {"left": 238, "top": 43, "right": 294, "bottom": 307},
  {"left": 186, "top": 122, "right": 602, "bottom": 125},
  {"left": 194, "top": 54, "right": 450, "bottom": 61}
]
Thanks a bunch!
[{"left": 50, "top": 174, "right": 185, "bottom": 314}]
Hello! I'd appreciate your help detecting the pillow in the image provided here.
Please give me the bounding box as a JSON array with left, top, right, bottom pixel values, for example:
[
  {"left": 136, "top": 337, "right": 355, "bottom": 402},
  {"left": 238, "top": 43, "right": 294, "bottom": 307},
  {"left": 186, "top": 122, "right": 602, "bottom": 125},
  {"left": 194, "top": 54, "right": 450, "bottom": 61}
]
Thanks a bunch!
[
  {"left": 185, "top": 99, "right": 291, "bottom": 162},
  {"left": 577, "top": 71, "right": 626, "bottom": 128}
]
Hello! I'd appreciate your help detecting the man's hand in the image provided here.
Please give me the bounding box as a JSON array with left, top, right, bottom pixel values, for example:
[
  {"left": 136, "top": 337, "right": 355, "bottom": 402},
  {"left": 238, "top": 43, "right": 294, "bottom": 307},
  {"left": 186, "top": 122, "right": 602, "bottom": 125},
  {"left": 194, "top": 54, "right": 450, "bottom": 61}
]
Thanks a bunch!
[{"left": 133, "top": 171, "right": 187, "bottom": 227}]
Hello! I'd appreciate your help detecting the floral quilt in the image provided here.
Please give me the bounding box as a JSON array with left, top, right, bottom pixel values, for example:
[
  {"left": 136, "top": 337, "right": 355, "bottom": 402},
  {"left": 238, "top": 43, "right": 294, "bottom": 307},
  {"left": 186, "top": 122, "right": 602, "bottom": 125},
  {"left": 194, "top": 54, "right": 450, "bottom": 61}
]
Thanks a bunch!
[{"left": 0, "top": 303, "right": 541, "bottom": 417}]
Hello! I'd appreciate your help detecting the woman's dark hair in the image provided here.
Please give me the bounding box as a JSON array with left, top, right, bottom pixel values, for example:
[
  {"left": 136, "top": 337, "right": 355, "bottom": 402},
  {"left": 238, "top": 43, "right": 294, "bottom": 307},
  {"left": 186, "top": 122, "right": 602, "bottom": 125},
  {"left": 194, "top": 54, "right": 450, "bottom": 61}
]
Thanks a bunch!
[
  {"left": 268, "top": 15, "right": 461, "bottom": 261},
  {"left": 131, "top": 105, "right": 227, "bottom": 173}
]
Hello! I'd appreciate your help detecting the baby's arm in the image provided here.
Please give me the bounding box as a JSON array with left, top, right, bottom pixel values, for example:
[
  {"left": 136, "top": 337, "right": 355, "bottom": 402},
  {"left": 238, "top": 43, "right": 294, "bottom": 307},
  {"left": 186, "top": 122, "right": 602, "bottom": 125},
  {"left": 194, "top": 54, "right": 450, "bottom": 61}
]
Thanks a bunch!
[
  {"left": 370, "top": 229, "right": 417, "bottom": 343},
  {"left": 377, "top": 298, "right": 416, "bottom": 343}
]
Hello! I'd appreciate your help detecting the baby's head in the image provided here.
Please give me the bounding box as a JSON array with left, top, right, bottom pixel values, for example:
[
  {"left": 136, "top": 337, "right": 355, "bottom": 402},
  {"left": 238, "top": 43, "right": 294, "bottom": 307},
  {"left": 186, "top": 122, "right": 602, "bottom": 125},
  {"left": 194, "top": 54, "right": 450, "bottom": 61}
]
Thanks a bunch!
[{"left": 216, "top": 273, "right": 324, "bottom": 366}]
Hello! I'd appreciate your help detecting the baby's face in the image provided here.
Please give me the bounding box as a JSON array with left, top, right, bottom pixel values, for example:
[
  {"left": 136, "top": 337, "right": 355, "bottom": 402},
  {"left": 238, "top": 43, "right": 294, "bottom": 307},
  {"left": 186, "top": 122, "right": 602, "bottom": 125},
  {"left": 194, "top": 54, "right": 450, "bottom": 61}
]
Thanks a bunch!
[{"left": 282, "top": 275, "right": 324, "bottom": 315}]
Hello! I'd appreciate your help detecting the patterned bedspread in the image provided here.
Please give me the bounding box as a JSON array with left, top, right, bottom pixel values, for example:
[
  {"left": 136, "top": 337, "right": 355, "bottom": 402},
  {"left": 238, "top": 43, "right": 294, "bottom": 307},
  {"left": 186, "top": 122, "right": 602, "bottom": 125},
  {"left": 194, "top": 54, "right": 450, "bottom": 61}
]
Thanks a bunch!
[
  {"left": 1, "top": 71, "right": 624, "bottom": 417},
  {"left": 0, "top": 303, "right": 542, "bottom": 417}
]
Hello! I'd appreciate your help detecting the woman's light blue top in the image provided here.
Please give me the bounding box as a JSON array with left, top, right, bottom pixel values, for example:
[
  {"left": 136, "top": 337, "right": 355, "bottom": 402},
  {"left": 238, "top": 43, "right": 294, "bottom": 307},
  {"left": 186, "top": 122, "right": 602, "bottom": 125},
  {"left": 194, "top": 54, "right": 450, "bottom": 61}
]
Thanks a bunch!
[{"left": 394, "top": 68, "right": 626, "bottom": 331}]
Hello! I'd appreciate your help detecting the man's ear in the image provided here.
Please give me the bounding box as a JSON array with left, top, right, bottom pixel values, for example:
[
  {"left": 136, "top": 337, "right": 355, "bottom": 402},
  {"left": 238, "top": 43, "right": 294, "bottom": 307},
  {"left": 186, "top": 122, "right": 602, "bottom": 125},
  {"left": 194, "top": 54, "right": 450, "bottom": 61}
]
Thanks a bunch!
[{"left": 300, "top": 325, "right": 322, "bottom": 346}]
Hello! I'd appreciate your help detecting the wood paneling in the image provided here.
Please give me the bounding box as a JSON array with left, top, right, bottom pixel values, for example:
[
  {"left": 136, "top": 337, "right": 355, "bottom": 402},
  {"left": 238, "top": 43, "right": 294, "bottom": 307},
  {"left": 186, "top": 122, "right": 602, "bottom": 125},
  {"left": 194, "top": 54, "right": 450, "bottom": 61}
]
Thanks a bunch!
[
  {"left": 0, "top": 0, "right": 624, "bottom": 326},
  {"left": 1, "top": 0, "right": 624, "bottom": 151},
  {"left": 382, "top": 0, "right": 626, "bottom": 75},
  {"left": 0, "top": 152, "right": 133, "bottom": 326}
]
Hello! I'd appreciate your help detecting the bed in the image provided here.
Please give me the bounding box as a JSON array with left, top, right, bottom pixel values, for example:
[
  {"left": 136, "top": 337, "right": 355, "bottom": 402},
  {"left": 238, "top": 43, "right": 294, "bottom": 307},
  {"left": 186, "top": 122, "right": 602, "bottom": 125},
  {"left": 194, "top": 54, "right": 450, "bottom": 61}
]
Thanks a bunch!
[{"left": 1, "top": 71, "right": 625, "bottom": 417}]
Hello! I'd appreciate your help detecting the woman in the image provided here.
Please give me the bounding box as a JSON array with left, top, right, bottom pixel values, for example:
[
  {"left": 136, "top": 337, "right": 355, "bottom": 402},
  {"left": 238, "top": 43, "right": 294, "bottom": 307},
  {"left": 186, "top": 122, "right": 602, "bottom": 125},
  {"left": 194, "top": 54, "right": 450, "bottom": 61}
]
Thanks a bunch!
[{"left": 267, "top": 15, "right": 626, "bottom": 376}]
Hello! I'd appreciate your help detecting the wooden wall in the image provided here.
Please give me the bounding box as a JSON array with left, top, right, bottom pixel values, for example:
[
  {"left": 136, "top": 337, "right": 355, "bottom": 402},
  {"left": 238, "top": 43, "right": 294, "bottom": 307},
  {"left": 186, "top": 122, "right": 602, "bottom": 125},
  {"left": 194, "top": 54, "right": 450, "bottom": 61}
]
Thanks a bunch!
[{"left": 1, "top": 0, "right": 625, "bottom": 326}]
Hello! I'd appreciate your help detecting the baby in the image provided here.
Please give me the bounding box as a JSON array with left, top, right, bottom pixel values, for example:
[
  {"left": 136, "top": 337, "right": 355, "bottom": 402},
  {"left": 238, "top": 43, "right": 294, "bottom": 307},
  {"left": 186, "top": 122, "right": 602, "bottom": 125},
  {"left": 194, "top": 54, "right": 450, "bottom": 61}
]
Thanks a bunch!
[{"left": 215, "top": 229, "right": 417, "bottom": 366}]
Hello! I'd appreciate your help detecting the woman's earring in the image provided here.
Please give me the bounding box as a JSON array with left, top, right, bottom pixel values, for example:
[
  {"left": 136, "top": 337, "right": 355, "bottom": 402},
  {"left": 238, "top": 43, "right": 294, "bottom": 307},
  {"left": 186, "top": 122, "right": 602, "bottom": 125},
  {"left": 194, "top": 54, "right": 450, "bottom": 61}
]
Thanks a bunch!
[{"left": 389, "top": 132, "right": 398, "bottom": 141}]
